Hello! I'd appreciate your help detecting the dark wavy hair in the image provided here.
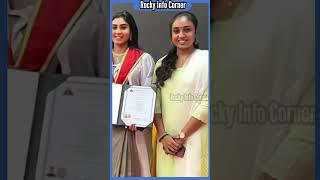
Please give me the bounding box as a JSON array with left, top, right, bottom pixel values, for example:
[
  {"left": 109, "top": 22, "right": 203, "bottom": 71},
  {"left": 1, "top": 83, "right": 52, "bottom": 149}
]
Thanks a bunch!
[
  {"left": 112, "top": 11, "right": 139, "bottom": 49},
  {"left": 155, "top": 11, "right": 199, "bottom": 87}
]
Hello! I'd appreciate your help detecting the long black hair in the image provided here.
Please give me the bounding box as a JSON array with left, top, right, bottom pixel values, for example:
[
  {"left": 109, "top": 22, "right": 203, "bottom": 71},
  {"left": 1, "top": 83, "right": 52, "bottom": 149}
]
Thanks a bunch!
[
  {"left": 112, "top": 11, "right": 140, "bottom": 49},
  {"left": 155, "top": 11, "right": 199, "bottom": 87}
]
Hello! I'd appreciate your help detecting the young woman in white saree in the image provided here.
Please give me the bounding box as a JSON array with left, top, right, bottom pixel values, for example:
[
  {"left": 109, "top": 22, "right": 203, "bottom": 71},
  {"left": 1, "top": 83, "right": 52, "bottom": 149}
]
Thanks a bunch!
[{"left": 111, "top": 10, "right": 155, "bottom": 177}]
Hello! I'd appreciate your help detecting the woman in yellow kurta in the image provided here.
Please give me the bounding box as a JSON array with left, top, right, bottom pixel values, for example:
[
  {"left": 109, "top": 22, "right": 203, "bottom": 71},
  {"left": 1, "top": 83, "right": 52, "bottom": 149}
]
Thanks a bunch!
[{"left": 153, "top": 11, "right": 208, "bottom": 177}]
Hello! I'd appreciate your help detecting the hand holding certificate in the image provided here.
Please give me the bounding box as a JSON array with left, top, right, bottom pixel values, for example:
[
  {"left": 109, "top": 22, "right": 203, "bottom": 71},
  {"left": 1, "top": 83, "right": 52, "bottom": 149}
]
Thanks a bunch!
[{"left": 112, "top": 83, "right": 156, "bottom": 128}]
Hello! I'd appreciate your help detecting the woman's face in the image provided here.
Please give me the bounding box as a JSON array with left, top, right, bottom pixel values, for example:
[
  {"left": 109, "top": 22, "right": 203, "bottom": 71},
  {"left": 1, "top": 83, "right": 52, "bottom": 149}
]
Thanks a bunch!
[
  {"left": 171, "top": 16, "right": 196, "bottom": 51},
  {"left": 112, "top": 17, "right": 130, "bottom": 47},
  {"left": 212, "top": 0, "right": 243, "bottom": 21}
]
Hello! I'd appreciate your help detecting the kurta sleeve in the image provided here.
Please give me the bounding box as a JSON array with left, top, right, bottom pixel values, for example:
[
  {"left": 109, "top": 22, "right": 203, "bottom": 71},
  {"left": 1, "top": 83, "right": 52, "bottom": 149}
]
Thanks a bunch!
[
  {"left": 191, "top": 50, "right": 208, "bottom": 123},
  {"left": 191, "top": 88, "right": 208, "bottom": 123},
  {"left": 154, "top": 88, "right": 162, "bottom": 114},
  {"left": 139, "top": 53, "right": 155, "bottom": 86},
  {"left": 254, "top": 1, "right": 315, "bottom": 179}
]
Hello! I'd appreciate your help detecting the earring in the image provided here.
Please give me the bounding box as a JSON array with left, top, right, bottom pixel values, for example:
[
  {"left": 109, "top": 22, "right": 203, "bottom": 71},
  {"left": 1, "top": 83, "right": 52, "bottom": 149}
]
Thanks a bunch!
[{"left": 193, "top": 38, "right": 199, "bottom": 46}]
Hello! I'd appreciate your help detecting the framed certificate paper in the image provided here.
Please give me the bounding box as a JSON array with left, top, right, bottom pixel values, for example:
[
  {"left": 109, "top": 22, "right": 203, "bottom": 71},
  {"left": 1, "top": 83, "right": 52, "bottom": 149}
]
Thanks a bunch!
[
  {"left": 112, "top": 83, "right": 156, "bottom": 128},
  {"left": 35, "top": 76, "right": 108, "bottom": 180}
]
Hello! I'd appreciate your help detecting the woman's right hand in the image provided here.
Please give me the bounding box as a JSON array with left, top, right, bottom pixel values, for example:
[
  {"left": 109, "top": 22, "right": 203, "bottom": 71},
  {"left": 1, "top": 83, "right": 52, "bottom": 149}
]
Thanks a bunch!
[
  {"left": 161, "top": 135, "right": 182, "bottom": 155},
  {"left": 127, "top": 124, "right": 137, "bottom": 131}
]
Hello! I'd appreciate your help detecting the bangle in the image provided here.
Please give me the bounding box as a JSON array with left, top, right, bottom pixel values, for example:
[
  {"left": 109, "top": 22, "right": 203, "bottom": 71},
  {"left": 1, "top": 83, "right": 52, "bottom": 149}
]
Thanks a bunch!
[{"left": 158, "top": 132, "right": 169, "bottom": 142}]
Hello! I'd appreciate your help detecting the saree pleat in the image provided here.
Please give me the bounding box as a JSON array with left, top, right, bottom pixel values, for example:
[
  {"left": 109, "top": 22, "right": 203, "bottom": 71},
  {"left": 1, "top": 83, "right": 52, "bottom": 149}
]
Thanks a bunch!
[{"left": 112, "top": 126, "right": 140, "bottom": 177}]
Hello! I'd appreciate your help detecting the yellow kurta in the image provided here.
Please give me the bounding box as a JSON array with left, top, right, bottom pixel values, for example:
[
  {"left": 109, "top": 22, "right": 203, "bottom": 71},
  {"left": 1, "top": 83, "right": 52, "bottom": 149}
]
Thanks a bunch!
[{"left": 153, "top": 49, "right": 209, "bottom": 177}]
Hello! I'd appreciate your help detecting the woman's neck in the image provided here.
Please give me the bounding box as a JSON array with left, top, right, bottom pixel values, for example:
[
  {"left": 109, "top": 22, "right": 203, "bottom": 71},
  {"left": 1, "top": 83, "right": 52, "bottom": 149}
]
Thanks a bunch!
[
  {"left": 177, "top": 47, "right": 195, "bottom": 58},
  {"left": 212, "top": 0, "right": 243, "bottom": 22},
  {"left": 176, "top": 47, "right": 195, "bottom": 67},
  {"left": 10, "top": 0, "right": 27, "bottom": 10},
  {"left": 113, "top": 44, "right": 128, "bottom": 54}
]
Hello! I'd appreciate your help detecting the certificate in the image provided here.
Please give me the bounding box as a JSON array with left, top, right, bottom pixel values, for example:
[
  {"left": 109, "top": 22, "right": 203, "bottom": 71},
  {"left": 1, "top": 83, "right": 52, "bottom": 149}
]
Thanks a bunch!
[
  {"left": 36, "top": 77, "right": 108, "bottom": 180},
  {"left": 8, "top": 70, "right": 39, "bottom": 180},
  {"left": 112, "top": 84, "right": 156, "bottom": 128}
]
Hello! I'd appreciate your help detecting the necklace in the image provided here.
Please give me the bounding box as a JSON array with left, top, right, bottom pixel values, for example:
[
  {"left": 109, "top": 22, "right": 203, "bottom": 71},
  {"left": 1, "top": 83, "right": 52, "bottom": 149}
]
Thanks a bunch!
[{"left": 112, "top": 51, "right": 125, "bottom": 64}]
